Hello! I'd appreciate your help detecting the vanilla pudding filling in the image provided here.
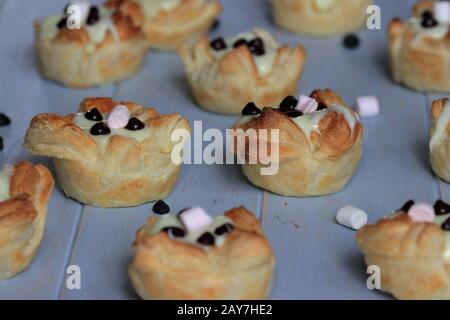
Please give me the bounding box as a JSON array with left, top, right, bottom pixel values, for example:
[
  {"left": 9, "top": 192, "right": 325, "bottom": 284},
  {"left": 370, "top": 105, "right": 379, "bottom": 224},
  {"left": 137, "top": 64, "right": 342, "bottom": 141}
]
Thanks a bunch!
[
  {"left": 430, "top": 102, "right": 450, "bottom": 151},
  {"left": 0, "top": 165, "right": 13, "bottom": 203},
  {"left": 409, "top": 11, "right": 450, "bottom": 40},
  {"left": 137, "top": 0, "right": 182, "bottom": 18}
]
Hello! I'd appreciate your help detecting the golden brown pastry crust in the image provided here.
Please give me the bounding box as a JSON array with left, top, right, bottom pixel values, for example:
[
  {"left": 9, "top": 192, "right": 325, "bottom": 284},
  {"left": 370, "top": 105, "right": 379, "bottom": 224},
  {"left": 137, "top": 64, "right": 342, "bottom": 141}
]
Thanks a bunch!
[
  {"left": 23, "top": 97, "right": 191, "bottom": 208},
  {"left": 34, "top": 4, "right": 148, "bottom": 88},
  {"left": 389, "top": 0, "right": 450, "bottom": 92},
  {"left": 129, "top": 206, "right": 275, "bottom": 300},
  {"left": 179, "top": 28, "right": 306, "bottom": 115},
  {"left": 272, "top": 0, "right": 371, "bottom": 37},
  {"left": 356, "top": 212, "right": 450, "bottom": 300},
  {"left": 430, "top": 98, "right": 450, "bottom": 182},
  {"left": 109, "top": 0, "right": 222, "bottom": 51},
  {"left": 0, "top": 162, "right": 54, "bottom": 280},
  {"left": 231, "top": 89, "right": 363, "bottom": 197}
]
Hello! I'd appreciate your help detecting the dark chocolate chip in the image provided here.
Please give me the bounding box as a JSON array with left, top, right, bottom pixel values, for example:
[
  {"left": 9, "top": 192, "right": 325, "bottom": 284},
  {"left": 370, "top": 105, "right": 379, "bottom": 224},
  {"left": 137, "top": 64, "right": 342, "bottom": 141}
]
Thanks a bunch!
[
  {"left": 197, "top": 232, "right": 215, "bottom": 246},
  {"left": 421, "top": 16, "right": 438, "bottom": 28},
  {"left": 284, "top": 110, "right": 303, "bottom": 118},
  {"left": 153, "top": 200, "right": 170, "bottom": 215},
  {"left": 434, "top": 200, "right": 450, "bottom": 216},
  {"left": 0, "top": 136, "right": 3, "bottom": 151},
  {"left": 343, "top": 34, "right": 360, "bottom": 49},
  {"left": 125, "top": 117, "right": 145, "bottom": 131},
  {"left": 163, "top": 227, "right": 185, "bottom": 238},
  {"left": 421, "top": 10, "right": 433, "bottom": 19},
  {"left": 233, "top": 38, "right": 248, "bottom": 49},
  {"left": 210, "top": 19, "right": 220, "bottom": 31},
  {"left": 57, "top": 17, "right": 68, "bottom": 29},
  {"left": 241, "top": 102, "right": 262, "bottom": 116},
  {"left": 85, "top": 108, "right": 103, "bottom": 121},
  {"left": 279, "top": 95, "right": 298, "bottom": 111},
  {"left": 214, "top": 223, "right": 234, "bottom": 236},
  {"left": 86, "top": 6, "right": 100, "bottom": 25},
  {"left": 400, "top": 200, "right": 415, "bottom": 213},
  {"left": 317, "top": 102, "right": 328, "bottom": 110},
  {"left": 248, "top": 37, "right": 265, "bottom": 56},
  {"left": 442, "top": 218, "right": 450, "bottom": 231},
  {"left": 0, "top": 113, "right": 11, "bottom": 127},
  {"left": 90, "top": 122, "right": 111, "bottom": 136},
  {"left": 210, "top": 37, "right": 227, "bottom": 51}
]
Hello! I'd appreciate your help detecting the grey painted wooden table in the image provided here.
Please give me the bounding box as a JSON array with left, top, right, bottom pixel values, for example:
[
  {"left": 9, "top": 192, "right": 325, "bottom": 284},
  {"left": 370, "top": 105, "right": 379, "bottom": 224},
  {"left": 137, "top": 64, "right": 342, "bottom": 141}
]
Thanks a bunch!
[{"left": 0, "top": 0, "right": 447, "bottom": 300}]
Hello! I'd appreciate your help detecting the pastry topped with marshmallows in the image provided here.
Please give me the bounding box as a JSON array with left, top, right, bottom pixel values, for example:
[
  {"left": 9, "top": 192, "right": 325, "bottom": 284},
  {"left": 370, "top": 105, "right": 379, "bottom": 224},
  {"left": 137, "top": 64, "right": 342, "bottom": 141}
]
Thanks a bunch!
[
  {"left": 271, "top": 0, "right": 371, "bottom": 37},
  {"left": 179, "top": 28, "right": 306, "bottom": 114},
  {"left": 23, "top": 97, "right": 191, "bottom": 208},
  {"left": 357, "top": 199, "right": 450, "bottom": 300},
  {"left": 389, "top": 0, "right": 450, "bottom": 92},
  {"left": 129, "top": 203, "right": 275, "bottom": 300},
  {"left": 108, "top": 0, "right": 221, "bottom": 50},
  {"left": 34, "top": 1, "right": 148, "bottom": 87},
  {"left": 231, "top": 89, "right": 363, "bottom": 197},
  {"left": 430, "top": 98, "right": 450, "bottom": 182},
  {"left": 0, "top": 162, "right": 54, "bottom": 280}
]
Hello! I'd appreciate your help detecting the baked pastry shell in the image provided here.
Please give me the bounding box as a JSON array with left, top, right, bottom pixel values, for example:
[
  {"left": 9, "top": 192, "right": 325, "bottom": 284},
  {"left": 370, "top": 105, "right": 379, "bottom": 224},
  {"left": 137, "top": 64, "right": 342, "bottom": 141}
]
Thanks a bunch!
[
  {"left": 271, "top": 0, "right": 371, "bottom": 37},
  {"left": 129, "top": 207, "right": 275, "bottom": 300},
  {"left": 356, "top": 212, "right": 450, "bottom": 300},
  {"left": 0, "top": 161, "right": 54, "bottom": 280},
  {"left": 231, "top": 89, "right": 363, "bottom": 197},
  {"left": 23, "top": 98, "right": 191, "bottom": 208},
  {"left": 430, "top": 98, "right": 450, "bottom": 182},
  {"left": 179, "top": 29, "right": 306, "bottom": 114}
]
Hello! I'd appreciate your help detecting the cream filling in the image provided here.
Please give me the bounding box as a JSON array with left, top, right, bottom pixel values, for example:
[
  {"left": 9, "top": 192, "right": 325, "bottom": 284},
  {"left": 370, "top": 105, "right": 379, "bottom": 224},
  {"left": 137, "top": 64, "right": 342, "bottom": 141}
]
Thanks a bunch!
[
  {"left": 410, "top": 16, "right": 450, "bottom": 39},
  {"left": 434, "top": 213, "right": 450, "bottom": 263},
  {"left": 146, "top": 214, "right": 234, "bottom": 249},
  {"left": 212, "top": 31, "right": 278, "bottom": 77},
  {"left": 313, "top": 0, "right": 337, "bottom": 11},
  {"left": 430, "top": 102, "right": 450, "bottom": 151},
  {"left": 0, "top": 165, "right": 13, "bottom": 203},
  {"left": 137, "top": 0, "right": 182, "bottom": 18},
  {"left": 73, "top": 113, "right": 152, "bottom": 152}
]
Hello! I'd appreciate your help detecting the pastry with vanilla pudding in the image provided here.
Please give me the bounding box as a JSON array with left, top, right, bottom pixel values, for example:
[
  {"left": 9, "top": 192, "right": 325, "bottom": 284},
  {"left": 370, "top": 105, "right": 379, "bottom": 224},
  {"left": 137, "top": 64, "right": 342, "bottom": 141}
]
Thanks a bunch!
[
  {"left": 389, "top": 0, "right": 450, "bottom": 92},
  {"left": 357, "top": 199, "right": 450, "bottom": 300},
  {"left": 231, "top": 89, "right": 363, "bottom": 197},
  {"left": 129, "top": 202, "right": 275, "bottom": 300},
  {"left": 34, "top": 1, "right": 148, "bottom": 87},
  {"left": 271, "top": 0, "right": 371, "bottom": 37},
  {"left": 107, "top": 0, "right": 222, "bottom": 50},
  {"left": 0, "top": 162, "right": 54, "bottom": 280},
  {"left": 430, "top": 98, "right": 450, "bottom": 182},
  {"left": 179, "top": 28, "right": 306, "bottom": 114},
  {"left": 23, "top": 97, "right": 191, "bottom": 208}
]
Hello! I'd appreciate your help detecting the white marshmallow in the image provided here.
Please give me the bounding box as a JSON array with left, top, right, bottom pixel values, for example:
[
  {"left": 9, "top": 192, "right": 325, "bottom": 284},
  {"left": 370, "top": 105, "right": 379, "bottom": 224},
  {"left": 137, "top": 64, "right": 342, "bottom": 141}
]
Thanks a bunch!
[
  {"left": 434, "top": 1, "right": 450, "bottom": 24},
  {"left": 407, "top": 202, "right": 435, "bottom": 223},
  {"left": 107, "top": 105, "right": 130, "bottom": 129},
  {"left": 179, "top": 207, "right": 214, "bottom": 233},
  {"left": 67, "top": 1, "right": 91, "bottom": 23},
  {"left": 356, "top": 96, "right": 379, "bottom": 117},
  {"left": 296, "top": 95, "right": 318, "bottom": 114},
  {"left": 336, "top": 206, "right": 368, "bottom": 230}
]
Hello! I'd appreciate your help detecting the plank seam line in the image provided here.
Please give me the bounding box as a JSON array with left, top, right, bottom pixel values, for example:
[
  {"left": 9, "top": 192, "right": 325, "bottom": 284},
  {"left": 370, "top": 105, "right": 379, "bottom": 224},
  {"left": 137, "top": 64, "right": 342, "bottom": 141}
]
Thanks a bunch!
[{"left": 260, "top": 191, "right": 268, "bottom": 228}]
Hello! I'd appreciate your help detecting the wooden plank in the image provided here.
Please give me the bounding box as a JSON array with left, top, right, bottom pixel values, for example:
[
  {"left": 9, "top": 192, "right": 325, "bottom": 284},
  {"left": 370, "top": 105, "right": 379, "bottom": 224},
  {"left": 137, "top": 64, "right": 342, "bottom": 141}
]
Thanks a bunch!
[{"left": 0, "top": 0, "right": 113, "bottom": 299}]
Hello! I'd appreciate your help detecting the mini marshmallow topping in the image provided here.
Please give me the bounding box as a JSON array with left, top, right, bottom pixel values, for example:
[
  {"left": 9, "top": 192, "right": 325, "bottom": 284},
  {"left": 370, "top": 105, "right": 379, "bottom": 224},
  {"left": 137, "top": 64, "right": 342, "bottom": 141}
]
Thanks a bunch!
[
  {"left": 179, "top": 207, "right": 214, "bottom": 233},
  {"left": 434, "top": 1, "right": 450, "bottom": 24},
  {"left": 107, "top": 105, "right": 130, "bottom": 129},
  {"left": 407, "top": 202, "right": 435, "bottom": 223},
  {"left": 336, "top": 206, "right": 368, "bottom": 230},
  {"left": 296, "top": 95, "right": 318, "bottom": 114},
  {"left": 356, "top": 96, "right": 379, "bottom": 117}
]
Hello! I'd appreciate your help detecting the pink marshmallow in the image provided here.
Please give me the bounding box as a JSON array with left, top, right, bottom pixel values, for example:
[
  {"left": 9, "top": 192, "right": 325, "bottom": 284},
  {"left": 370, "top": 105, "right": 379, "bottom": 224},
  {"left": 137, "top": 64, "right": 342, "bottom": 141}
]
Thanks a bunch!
[
  {"left": 356, "top": 96, "right": 379, "bottom": 117},
  {"left": 179, "top": 207, "right": 214, "bottom": 233},
  {"left": 407, "top": 202, "right": 435, "bottom": 223},
  {"left": 434, "top": 1, "right": 450, "bottom": 23},
  {"left": 296, "top": 95, "right": 318, "bottom": 114},
  {"left": 107, "top": 105, "right": 130, "bottom": 129}
]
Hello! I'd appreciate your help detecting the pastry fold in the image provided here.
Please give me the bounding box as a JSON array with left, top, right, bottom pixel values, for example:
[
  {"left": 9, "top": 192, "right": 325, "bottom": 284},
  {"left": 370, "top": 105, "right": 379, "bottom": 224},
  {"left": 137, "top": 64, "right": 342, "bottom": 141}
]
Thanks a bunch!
[
  {"left": 0, "top": 162, "right": 54, "bottom": 280},
  {"left": 430, "top": 98, "right": 450, "bottom": 182},
  {"left": 179, "top": 28, "right": 306, "bottom": 114},
  {"left": 231, "top": 89, "right": 363, "bottom": 197},
  {"left": 24, "top": 97, "right": 191, "bottom": 208},
  {"left": 129, "top": 206, "right": 275, "bottom": 300},
  {"left": 357, "top": 212, "right": 450, "bottom": 300},
  {"left": 271, "top": 0, "right": 371, "bottom": 37}
]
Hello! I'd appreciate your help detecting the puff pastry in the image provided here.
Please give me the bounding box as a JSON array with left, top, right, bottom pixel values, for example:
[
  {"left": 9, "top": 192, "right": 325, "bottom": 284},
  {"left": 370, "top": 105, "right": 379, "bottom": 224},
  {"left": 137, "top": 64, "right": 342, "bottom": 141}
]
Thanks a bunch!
[
  {"left": 231, "top": 89, "right": 363, "bottom": 197},
  {"left": 389, "top": 0, "right": 450, "bottom": 92},
  {"left": 271, "top": 0, "right": 371, "bottom": 37},
  {"left": 356, "top": 199, "right": 450, "bottom": 300},
  {"left": 129, "top": 206, "right": 275, "bottom": 300},
  {"left": 108, "top": 0, "right": 222, "bottom": 50},
  {"left": 35, "top": 2, "right": 148, "bottom": 88},
  {"left": 0, "top": 161, "right": 54, "bottom": 280},
  {"left": 430, "top": 98, "right": 450, "bottom": 182},
  {"left": 23, "top": 97, "right": 191, "bottom": 208},
  {"left": 179, "top": 28, "right": 306, "bottom": 115}
]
